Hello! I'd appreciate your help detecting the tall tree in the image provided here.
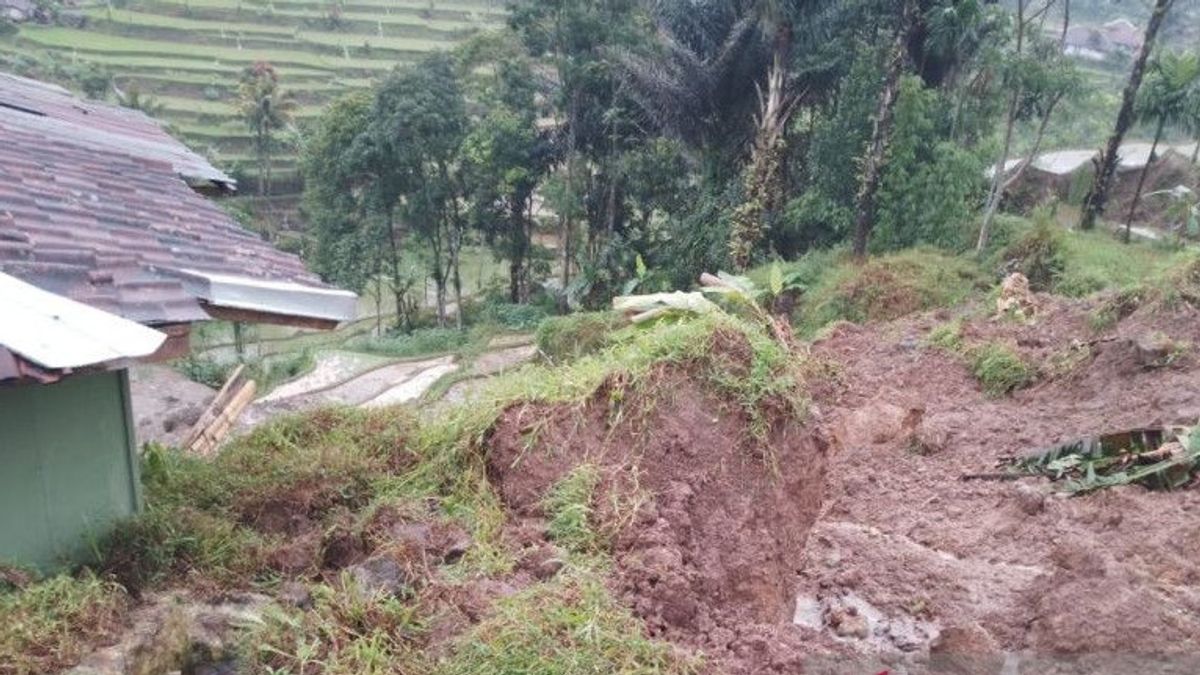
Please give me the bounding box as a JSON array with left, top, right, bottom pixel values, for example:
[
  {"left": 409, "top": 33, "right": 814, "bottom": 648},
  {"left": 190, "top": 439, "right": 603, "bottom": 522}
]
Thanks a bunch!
[
  {"left": 1079, "top": 0, "right": 1176, "bottom": 231},
  {"left": 852, "top": 1, "right": 915, "bottom": 260},
  {"left": 459, "top": 35, "right": 552, "bottom": 304},
  {"left": 237, "top": 62, "right": 295, "bottom": 198},
  {"left": 1122, "top": 51, "right": 1200, "bottom": 242},
  {"left": 978, "top": 1, "right": 1079, "bottom": 252},
  {"left": 371, "top": 54, "right": 469, "bottom": 327}
]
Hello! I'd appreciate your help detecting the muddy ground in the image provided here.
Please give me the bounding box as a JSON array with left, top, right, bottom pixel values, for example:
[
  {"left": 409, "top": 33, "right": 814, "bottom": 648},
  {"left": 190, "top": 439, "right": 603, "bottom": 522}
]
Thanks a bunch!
[{"left": 479, "top": 296, "right": 1200, "bottom": 673}]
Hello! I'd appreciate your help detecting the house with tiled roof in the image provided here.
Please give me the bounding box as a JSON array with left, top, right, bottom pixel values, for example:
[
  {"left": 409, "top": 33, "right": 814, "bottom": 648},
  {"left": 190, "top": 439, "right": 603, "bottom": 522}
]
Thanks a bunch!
[{"left": 0, "top": 72, "right": 356, "bottom": 571}]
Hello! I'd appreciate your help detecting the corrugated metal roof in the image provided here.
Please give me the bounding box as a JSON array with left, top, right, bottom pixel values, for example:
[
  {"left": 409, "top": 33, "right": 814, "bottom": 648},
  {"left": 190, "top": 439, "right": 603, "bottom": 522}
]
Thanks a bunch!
[
  {"left": 0, "top": 271, "right": 165, "bottom": 371},
  {"left": 174, "top": 269, "right": 358, "bottom": 323},
  {"left": 0, "top": 74, "right": 355, "bottom": 326}
]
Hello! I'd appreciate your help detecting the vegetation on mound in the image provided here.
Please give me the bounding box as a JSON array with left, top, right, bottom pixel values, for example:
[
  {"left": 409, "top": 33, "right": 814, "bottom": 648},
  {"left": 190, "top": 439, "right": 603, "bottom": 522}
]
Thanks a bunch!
[
  {"left": 535, "top": 312, "right": 624, "bottom": 364},
  {"left": 969, "top": 342, "right": 1036, "bottom": 397},
  {"left": 771, "top": 248, "right": 985, "bottom": 336},
  {"left": 3, "top": 313, "right": 797, "bottom": 673}
]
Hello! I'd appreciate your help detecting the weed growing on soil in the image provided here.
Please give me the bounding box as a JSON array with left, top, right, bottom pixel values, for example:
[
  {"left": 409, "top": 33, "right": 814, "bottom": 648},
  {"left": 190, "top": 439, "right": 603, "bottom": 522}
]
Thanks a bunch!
[
  {"left": 0, "top": 572, "right": 128, "bottom": 673},
  {"left": 926, "top": 320, "right": 964, "bottom": 351},
  {"left": 544, "top": 465, "right": 603, "bottom": 555},
  {"left": 241, "top": 581, "right": 426, "bottom": 675},
  {"left": 441, "top": 574, "right": 699, "bottom": 675},
  {"left": 100, "top": 407, "right": 414, "bottom": 592},
  {"left": 996, "top": 211, "right": 1065, "bottom": 292},
  {"left": 969, "top": 342, "right": 1034, "bottom": 397}
]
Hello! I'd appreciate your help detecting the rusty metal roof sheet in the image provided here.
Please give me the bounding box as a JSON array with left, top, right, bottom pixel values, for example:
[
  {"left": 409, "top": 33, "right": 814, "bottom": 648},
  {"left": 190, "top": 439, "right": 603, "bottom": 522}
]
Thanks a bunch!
[{"left": 0, "top": 74, "right": 352, "bottom": 326}]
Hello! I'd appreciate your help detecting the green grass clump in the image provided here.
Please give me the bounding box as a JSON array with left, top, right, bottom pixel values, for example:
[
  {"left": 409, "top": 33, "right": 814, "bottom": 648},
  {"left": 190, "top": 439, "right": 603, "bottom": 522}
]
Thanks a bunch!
[
  {"left": 797, "top": 248, "right": 984, "bottom": 336},
  {"left": 0, "top": 572, "right": 129, "bottom": 674},
  {"left": 535, "top": 312, "right": 624, "bottom": 363},
  {"left": 926, "top": 320, "right": 964, "bottom": 351},
  {"left": 441, "top": 574, "right": 699, "bottom": 675},
  {"left": 544, "top": 465, "right": 602, "bottom": 555},
  {"left": 241, "top": 581, "right": 427, "bottom": 675},
  {"left": 969, "top": 342, "right": 1034, "bottom": 397},
  {"left": 101, "top": 407, "right": 413, "bottom": 590}
]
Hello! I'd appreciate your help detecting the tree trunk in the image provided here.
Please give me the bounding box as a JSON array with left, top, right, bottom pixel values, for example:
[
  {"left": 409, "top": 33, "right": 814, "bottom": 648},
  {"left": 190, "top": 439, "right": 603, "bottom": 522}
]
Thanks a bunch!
[
  {"left": 978, "top": 92, "right": 1022, "bottom": 252},
  {"left": 386, "top": 209, "right": 407, "bottom": 333},
  {"left": 852, "top": 11, "right": 910, "bottom": 260},
  {"left": 1191, "top": 135, "right": 1199, "bottom": 165},
  {"left": 1079, "top": 0, "right": 1175, "bottom": 231},
  {"left": 1123, "top": 117, "right": 1166, "bottom": 243}
]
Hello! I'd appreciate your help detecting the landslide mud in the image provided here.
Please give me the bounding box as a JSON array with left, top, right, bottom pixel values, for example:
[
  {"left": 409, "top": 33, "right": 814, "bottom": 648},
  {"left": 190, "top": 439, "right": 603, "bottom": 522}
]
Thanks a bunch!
[{"left": 486, "top": 367, "right": 829, "bottom": 673}]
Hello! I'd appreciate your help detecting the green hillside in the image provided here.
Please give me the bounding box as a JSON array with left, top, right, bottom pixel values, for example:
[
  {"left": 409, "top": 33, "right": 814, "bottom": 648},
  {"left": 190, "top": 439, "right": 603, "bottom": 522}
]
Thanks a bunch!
[{"left": 0, "top": 0, "right": 506, "bottom": 194}]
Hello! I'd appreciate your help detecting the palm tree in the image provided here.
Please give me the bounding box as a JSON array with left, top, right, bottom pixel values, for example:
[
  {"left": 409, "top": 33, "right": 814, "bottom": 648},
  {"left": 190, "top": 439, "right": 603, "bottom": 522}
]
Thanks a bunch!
[
  {"left": 1079, "top": 0, "right": 1176, "bottom": 231},
  {"left": 237, "top": 62, "right": 296, "bottom": 198},
  {"left": 1121, "top": 50, "right": 1200, "bottom": 242}
]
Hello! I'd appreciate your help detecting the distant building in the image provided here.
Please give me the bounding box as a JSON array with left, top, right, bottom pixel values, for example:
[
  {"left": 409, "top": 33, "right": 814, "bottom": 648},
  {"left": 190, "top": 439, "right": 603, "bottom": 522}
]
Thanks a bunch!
[
  {"left": 0, "top": 0, "right": 34, "bottom": 22},
  {"left": 1062, "top": 18, "right": 1142, "bottom": 61},
  {"left": 0, "top": 73, "right": 356, "bottom": 571}
]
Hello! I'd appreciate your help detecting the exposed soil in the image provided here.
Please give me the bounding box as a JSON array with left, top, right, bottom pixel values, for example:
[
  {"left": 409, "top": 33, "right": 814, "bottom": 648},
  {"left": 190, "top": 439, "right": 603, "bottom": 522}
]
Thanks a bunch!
[
  {"left": 480, "top": 297, "right": 1200, "bottom": 673},
  {"left": 486, "top": 364, "right": 830, "bottom": 674},
  {"left": 128, "top": 365, "right": 215, "bottom": 448},
  {"left": 795, "top": 296, "right": 1200, "bottom": 673}
]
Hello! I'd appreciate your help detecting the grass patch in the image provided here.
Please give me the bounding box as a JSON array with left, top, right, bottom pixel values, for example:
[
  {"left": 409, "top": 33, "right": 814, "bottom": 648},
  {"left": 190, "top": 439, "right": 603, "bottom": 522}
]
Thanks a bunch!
[
  {"left": 796, "top": 248, "right": 984, "bottom": 336},
  {"left": 535, "top": 311, "right": 624, "bottom": 364},
  {"left": 441, "top": 574, "right": 699, "bottom": 675},
  {"left": 174, "top": 350, "right": 315, "bottom": 393},
  {"left": 240, "top": 580, "right": 427, "bottom": 675},
  {"left": 348, "top": 327, "right": 474, "bottom": 359},
  {"left": 968, "top": 342, "right": 1034, "bottom": 397},
  {"left": 0, "top": 572, "right": 129, "bottom": 674},
  {"left": 544, "top": 465, "right": 602, "bottom": 555}
]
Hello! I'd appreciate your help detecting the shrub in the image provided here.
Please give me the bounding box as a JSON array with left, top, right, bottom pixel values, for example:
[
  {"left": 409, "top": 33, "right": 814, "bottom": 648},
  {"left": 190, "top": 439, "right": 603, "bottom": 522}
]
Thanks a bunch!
[
  {"left": 350, "top": 327, "right": 471, "bottom": 359},
  {"left": 535, "top": 312, "right": 624, "bottom": 363},
  {"left": 479, "top": 302, "right": 552, "bottom": 331},
  {"left": 969, "top": 342, "right": 1033, "bottom": 397},
  {"left": 997, "top": 212, "right": 1065, "bottom": 292}
]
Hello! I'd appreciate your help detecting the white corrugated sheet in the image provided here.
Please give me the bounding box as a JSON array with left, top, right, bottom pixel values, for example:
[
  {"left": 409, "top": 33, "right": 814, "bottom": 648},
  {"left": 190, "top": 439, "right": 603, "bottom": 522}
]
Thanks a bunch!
[
  {"left": 0, "top": 272, "right": 166, "bottom": 370},
  {"left": 175, "top": 269, "right": 359, "bottom": 323}
]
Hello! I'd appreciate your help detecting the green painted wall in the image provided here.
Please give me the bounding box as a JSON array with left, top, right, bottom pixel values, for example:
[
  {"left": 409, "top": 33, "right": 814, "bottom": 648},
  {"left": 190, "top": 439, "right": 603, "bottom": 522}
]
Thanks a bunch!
[{"left": 0, "top": 370, "right": 141, "bottom": 572}]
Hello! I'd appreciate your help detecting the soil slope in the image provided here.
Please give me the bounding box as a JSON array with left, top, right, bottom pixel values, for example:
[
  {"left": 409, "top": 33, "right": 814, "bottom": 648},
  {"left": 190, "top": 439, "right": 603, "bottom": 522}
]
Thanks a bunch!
[{"left": 798, "top": 296, "right": 1200, "bottom": 673}]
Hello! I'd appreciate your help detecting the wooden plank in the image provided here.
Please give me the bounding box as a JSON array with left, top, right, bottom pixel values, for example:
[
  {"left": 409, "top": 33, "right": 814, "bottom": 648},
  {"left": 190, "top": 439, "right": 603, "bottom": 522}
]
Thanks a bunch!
[
  {"left": 189, "top": 380, "right": 257, "bottom": 457},
  {"left": 181, "top": 364, "right": 244, "bottom": 450}
]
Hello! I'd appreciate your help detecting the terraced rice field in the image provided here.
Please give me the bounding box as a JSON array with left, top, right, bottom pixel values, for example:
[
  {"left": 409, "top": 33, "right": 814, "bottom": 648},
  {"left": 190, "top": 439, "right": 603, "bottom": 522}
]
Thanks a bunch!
[{"left": 1, "top": 0, "right": 505, "bottom": 193}]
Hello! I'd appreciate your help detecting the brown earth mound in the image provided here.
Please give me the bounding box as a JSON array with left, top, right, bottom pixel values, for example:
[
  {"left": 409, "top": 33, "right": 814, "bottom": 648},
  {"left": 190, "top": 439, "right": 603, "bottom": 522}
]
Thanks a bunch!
[{"left": 486, "top": 365, "right": 830, "bottom": 673}]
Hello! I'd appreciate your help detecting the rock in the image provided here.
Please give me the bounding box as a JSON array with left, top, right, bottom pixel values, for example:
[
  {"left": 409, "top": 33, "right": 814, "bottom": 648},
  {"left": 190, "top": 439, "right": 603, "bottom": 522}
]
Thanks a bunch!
[
  {"left": 63, "top": 593, "right": 268, "bottom": 675},
  {"left": 1134, "top": 333, "right": 1176, "bottom": 369},
  {"left": 346, "top": 556, "right": 411, "bottom": 597},
  {"left": 277, "top": 581, "right": 313, "bottom": 610},
  {"left": 829, "top": 607, "right": 870, "bottom": 639},
  {"left": 1012, "top": 483, "right": 1046, "bottom": 516},
  {"left": 996, "top": 273, "right": 1037, "bottom": 319}
]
